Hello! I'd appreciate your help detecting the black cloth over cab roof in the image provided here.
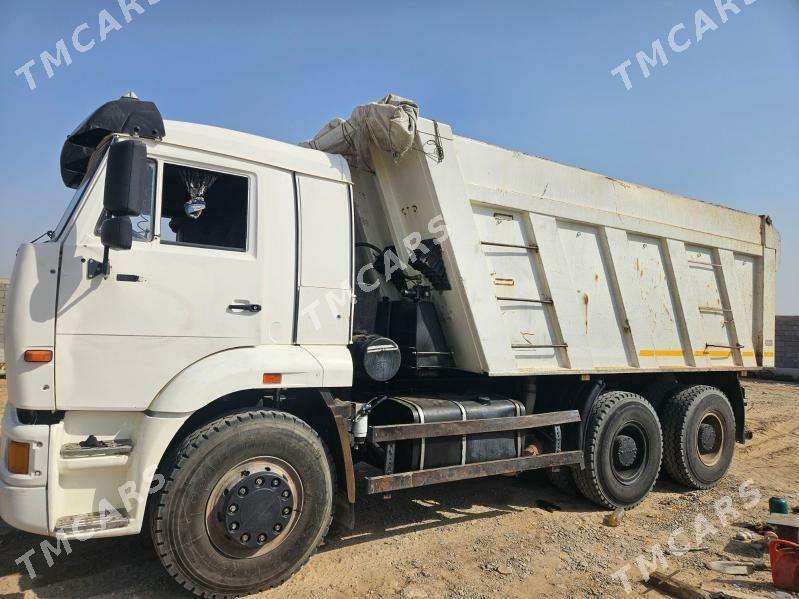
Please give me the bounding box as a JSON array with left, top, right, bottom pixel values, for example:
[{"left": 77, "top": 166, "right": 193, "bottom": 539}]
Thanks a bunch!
[{"left": 60, "top": 95, "right": 165, "bottom": 188}]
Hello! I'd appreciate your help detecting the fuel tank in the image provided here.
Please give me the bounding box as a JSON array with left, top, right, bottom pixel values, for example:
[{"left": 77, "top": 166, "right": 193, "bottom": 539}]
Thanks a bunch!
[{"left": 368, "top": 394, "right": 524, "bottom": 472}]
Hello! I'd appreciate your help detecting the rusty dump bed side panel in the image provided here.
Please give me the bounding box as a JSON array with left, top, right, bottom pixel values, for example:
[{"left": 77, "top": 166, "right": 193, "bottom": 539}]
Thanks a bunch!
[{"left": 353, "top": 118, "right": 778, "bottom": 376}]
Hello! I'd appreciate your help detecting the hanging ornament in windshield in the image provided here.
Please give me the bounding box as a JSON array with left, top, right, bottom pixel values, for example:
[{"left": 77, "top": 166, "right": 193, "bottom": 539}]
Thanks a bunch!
[{"left": 179, "top": 167, "right": 218, "bottom": 219}]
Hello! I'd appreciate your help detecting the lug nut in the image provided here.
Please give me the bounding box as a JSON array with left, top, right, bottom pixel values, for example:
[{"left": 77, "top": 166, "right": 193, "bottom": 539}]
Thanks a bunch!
[
  {"left": 281, "top": 490, "right": 290, "bottom": 498},
  {"left": 282, "top": 507, "right": 291, "bottom": 516},
  {"left": 254, "top": 477, "right": 264, "bottom": 486},
  {"left": 273, "top": 523, "right": 283, "bottom": 533},
  {"left": 228, "top": 504, "right": 238, "bottom": 513},
  {"left": 271, "top": 478, "right": 281, "bottom": 487},
  {"left": 240, "top": 533, "right": 250, "bottom": 543},
  {"left": 257, "top": 533, "right": 267, "bottom": 544},
  {"left": 229, "top": 522, "right": 239, "bottom": 531},
  {"left": 238, "top": 487, "right": 248, "bottom": 496}
]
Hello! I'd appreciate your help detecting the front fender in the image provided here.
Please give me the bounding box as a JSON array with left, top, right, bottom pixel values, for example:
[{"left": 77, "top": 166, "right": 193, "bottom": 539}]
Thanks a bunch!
[{"left": 148, "top": 345, "right": 325, "bottom": 414}]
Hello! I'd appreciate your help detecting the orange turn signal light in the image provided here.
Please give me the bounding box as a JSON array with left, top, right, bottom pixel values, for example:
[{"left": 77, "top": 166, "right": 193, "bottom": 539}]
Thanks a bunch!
[
  {"left": 262, "top": 373, "right": 282, "bottom": 385},
  {"left": 24, "top": 349, "right": 52, "bottom": 363},
  {"left": 7, "top": 441, "right": 31, "bottom": 475}
]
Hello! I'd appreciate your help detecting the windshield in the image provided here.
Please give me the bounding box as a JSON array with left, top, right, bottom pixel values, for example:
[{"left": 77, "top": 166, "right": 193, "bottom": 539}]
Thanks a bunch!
[
  {"left": 51, "top": 177, "right": 90, "bottom": 240},
  {"left": 51, "top": 145, "right": 108, "bottom": 241}
]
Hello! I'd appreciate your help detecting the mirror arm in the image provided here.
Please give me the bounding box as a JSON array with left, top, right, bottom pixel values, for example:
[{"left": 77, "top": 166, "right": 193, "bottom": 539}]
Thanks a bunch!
[{"left": 87, "top": 246, "right": 111, "bottom": 280}]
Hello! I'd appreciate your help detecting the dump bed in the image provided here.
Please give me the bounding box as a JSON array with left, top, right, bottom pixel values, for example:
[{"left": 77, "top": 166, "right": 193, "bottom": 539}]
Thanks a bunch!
[{"left": 349, "top": 117, "right": 778, "bottom": 376}]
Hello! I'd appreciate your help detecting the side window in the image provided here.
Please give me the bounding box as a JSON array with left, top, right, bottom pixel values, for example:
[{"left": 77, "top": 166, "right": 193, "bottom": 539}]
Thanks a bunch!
[
  {"left": 159, "top": 163, "right": 248, "bottom": 251},
  {"left": 95, "top": 159, "right": 157, "bottom": 241}
]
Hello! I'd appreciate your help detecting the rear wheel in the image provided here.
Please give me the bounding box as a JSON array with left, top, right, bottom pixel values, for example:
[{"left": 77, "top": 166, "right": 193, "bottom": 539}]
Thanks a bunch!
[
  {"left": 661, "top": 385, "right": 735, "bottom": 489},
  {"left": 574, "top": 391, "right": 663, "bottom": 509},
  {"left": 545, "top": 465, "right": 579, "bottom": 495},
  {"left": 542, "top": 430, "right": 579, "bottom": 495},
  {"left": 644, "top": 379, "right": 680, "bottom": 414},
  {"left": 151, "top": 410, "right": 334, "bottom": 598}
]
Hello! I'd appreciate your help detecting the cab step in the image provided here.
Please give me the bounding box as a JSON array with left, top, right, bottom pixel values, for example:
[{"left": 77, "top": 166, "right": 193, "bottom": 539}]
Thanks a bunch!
[
  {"left": 60, "top": 438, "right": 133, "bottom": 459},
  {"left": 54, "top": 509, "right": 129, "bottom": 534}
]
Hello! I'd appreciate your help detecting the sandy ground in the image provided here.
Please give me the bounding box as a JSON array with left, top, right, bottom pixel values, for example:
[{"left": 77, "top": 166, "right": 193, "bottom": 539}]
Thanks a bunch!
[{"left": 0, "top": 378, "right": 796, "bottom": 598}]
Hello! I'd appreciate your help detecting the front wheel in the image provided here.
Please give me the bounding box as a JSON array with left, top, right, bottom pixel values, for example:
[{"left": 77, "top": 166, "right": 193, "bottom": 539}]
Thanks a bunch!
[
  {"left": 574, "top": 391, "right": 663, "bottom": 509},
  {"left": 150, "top": 410, "right": 334, "bottom": 598}
]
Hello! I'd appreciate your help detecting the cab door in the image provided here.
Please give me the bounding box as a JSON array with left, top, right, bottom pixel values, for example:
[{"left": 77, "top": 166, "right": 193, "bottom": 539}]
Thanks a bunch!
[{"left": 54, "top": 144, "right": 287, "bottom": 411}]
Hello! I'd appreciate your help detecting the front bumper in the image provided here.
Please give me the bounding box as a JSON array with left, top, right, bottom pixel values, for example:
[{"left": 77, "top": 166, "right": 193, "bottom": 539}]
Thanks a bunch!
[
  {"left": 0, "top": 483, "right": 48, "bottom": 536},
  {"left": 0, "top": 404, "right": 51, "bottom": 536},
  {"left": 0, "top": 401, "right": 189, "bottom": 540}
]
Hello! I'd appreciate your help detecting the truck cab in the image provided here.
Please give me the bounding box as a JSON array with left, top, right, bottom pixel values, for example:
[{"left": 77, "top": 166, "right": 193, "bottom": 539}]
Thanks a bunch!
[{"left": 3, "top": 94, "right": 355, "bottom": 533}]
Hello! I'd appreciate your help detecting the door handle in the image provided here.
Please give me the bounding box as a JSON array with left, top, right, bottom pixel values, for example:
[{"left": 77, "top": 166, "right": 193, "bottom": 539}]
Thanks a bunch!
[
  {"left": 116, "top": 274, "right": 140, "bottom": 282},
  {"left": 228, "top": 303, "right": 262, "bottom": 313}
]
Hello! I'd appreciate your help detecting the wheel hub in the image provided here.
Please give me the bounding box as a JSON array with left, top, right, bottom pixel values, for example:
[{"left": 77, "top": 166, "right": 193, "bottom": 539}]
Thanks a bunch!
[
  {"left": 223, "top": 471, "right": 294, "bottom": 549},
  {"left": 698, "top": 423, "right": 716, "bottom": 453},
  {"left": 614, "top": 435, "right": 638, "bottom": 468},
  {"left": 609, "top": 421, "right": 649, "bottom": 486},
  {"left": 205, "top": 457, "right": 303, "bottom": 559},
  {"left": 696, "top": 412, "right": 725, "bottom": 467}
]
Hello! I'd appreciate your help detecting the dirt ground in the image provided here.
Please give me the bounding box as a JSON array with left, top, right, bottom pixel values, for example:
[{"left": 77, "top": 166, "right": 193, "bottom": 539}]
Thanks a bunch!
[{"left": 0, "top": 378, "right": 796, "bottom": 598}]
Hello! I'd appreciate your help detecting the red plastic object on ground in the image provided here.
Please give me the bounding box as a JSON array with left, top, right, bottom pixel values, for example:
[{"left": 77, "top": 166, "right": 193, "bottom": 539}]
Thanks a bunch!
[{"left": 770, "top": 539, "right": 799, "bottom": 591}]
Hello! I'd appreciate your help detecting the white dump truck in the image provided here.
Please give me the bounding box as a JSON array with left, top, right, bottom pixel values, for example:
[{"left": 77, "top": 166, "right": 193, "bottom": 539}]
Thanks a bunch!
[{"left": 1, "top": 94, "right": 778, "bottom": 596}]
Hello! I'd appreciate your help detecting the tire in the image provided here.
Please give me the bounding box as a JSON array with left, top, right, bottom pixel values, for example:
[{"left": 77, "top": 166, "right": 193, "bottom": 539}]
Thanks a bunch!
[
  {"left": 661, "top": 385, "right": 735, "bottom": 489},
  {"left": 546, "top": 466, "right": 579, "bottom": 495},
  {"left": 644, "top": 379, "right": 679, "bottom": 414},
  {"left": 574, "top": 391, "right": 663, "bottom": 509},
  {"left": 541, "top": 426, "right": 579, "bottom": 495},
  {"left": 150, "top": 410, "right": 335, "bottom": 598}
]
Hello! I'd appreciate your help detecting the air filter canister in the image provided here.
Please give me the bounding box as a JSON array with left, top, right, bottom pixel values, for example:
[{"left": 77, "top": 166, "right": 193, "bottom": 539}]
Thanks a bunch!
[{"left": 350, "top": 335, "right": 401, "bottom": 382}]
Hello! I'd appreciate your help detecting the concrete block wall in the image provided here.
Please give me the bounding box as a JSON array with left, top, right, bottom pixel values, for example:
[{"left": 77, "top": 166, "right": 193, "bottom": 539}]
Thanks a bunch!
[
  {"left": 0, "top": 278, "right": 8, "bottom": 369},
  {"left": 775, "top": 315, "right": 799, "bottom": 370}
]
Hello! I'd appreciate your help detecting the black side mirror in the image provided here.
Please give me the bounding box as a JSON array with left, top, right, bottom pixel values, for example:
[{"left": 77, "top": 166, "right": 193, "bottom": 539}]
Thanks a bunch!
[
  {"left": 104, "top": 140, "right": 148, "bottom": 216},
  {"left": 100, "top": 216, "right": 133, "bottom": 250},
  {"left": 90, "top": 139, "right": 147, "bottom": 280}
]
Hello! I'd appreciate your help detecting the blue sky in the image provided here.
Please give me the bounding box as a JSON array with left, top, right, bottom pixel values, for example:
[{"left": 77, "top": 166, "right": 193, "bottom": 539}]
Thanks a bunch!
[{"left": 1, "top": 0, "right": 797, "bottom": 313}]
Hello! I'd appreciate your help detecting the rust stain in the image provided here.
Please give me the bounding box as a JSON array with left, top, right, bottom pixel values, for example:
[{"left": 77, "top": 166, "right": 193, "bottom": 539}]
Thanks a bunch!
[{"left": 582, "top": 291, "right": 590, "bottom": 333}]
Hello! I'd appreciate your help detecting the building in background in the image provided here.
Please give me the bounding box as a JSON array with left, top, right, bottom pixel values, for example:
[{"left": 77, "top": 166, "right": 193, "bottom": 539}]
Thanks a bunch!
[{"left": 775, "top": 315, "right": 799, "bottom": 379}]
